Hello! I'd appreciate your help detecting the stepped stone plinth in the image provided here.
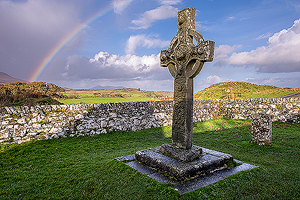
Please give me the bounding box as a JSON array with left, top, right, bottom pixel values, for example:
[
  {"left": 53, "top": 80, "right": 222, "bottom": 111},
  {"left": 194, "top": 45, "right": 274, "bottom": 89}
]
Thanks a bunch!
[{"left": 135, "top": 146, "right": 233, "bottom": 181}]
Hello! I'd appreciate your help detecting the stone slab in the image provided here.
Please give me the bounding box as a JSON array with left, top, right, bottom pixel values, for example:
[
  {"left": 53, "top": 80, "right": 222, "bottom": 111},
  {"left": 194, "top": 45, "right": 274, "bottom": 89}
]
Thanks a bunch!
[
  {"left": 172, "top": 160, "right": 258, "bottom": 194},
  {"left": 115, "top": 151, "right": 258, "bottom": 194},
  {"left": 135, "top": 146, "right": 233, "bottom": 181},
  {"left": 115, "top": 154, "right": 135, "bottom": 162},
  {"left": 125, "top": 161, "right": 157, "bottom": 175}
]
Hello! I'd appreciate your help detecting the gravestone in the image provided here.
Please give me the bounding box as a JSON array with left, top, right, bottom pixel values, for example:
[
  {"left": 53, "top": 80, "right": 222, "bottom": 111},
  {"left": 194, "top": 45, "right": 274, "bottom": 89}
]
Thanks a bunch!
[
  {"left": 250, "top": 113, "right": 272, "bottom": 146},
  {"left": 135, "top": 7, "right": 234, "bottom": 181}
]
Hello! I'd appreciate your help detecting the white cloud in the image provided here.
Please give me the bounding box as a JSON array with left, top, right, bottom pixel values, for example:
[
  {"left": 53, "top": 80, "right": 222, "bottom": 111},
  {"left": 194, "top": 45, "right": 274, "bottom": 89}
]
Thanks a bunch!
[
  {"left": 130, "top": 0, "right": 182, "bottom": 29},
  {"left": 215, "top": 18, "right": 300, "bottom": 73},
  {"left": 111, "top": 0, "right": 133, "bottom": 14},
  {"left": 213, "top": 45, "right": 242, "bottom": 66},
  {"left": 225, "top": 16, "right": 236, "bottom": 21},
  {"left": 255, "top": 32, "right": 272, "bottom": 40},
  {"left": 57, "top": 51, "right": 173, "bottom": 90},
  {"left": 203, "top": 75, "right": 231, "bottom": 84},
  {"left": 196, "top": 75, "right": 232, "bottom": 90},
  {"left": 125, "top": 34, "right": 170, "bottom": 54},
  {"left": 214, "top": 45, "right": 242, "bottom": 60},
  {"left": 225, "top": 16, "right": 250, "bottom": 22},
  {"left": 195, "top": 21, "right": 210, "bottom": 31},
  {"left": 131, "top": 5, "right": 178, "bottom": 29},
  {"left": 245, "top": 75, "right": 300, "bottom": 88},
  {"left": 63, "top": 51, "right": 171, "bottom": 81},
  {"left": 156, "top": 0, "right": 182, "bottom": 5}
]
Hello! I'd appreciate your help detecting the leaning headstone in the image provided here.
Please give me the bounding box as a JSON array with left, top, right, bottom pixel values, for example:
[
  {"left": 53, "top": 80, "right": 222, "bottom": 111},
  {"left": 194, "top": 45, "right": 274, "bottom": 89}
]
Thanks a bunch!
[
  {"left": 250, "top": 113, "right": 272, "bottom": 146},
  {"left": 135, "top": 7, "right": 235, "bottom": 181}
]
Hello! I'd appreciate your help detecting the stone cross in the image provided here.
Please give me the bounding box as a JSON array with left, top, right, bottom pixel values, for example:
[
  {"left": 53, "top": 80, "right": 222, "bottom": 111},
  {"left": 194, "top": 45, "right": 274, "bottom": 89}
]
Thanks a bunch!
[{"left": 160, "top": 7, "right": 215, "bottom": 150}]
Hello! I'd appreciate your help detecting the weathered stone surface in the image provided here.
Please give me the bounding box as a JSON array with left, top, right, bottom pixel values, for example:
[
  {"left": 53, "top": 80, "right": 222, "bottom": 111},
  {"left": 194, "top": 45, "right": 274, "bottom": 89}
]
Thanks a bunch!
[
  {"left": 135, "top": 147, "right": 233, "bottom": 181},
  {"left": 159, "top": 143, "right": 202, "bottom": 162},
  {"left": 116, "top": 153, "right": 258, "bottom": 194},
  {"left": 0, "top": 98, "right": 299, "bottom": 145},
  {"left": 250, "top": 113, "right": 272, "bottom": 146},
  {"left": 161, "top": 7, "right": 215, "bottom": 150}
]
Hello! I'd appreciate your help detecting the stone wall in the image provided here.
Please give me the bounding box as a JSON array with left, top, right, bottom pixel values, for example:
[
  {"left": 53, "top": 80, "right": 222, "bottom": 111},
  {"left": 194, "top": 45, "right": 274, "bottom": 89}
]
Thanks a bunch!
[
  {"left": 194, "top": 98, "right": 300, "bottom": 122},
  {"left": 1, "top": 98, "right": 299, "bottom": 145}
]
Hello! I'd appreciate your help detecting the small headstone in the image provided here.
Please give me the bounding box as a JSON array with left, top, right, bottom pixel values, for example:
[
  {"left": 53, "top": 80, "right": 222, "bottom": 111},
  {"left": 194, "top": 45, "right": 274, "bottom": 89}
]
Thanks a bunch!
[{"left": 250, "top": 113, "right": 272, "bottom": 146}]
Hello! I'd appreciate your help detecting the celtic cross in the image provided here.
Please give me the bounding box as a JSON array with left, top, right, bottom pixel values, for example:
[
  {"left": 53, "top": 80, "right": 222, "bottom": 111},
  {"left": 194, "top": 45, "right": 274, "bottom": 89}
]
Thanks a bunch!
[{"left": 160, "top": 7, "right": 215, "bottom": 150}]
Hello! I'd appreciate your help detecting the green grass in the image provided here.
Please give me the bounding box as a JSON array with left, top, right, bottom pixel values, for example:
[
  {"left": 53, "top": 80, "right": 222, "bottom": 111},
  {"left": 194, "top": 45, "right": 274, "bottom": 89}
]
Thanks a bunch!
[
  {"left": 59, "top": 88, "right": 171, "bottom": 104},
  {"left": 59, "top": 96, "right": 159, "bottom": 104},
  {"left": 195, "top": 81, "right": 300, "bottom": 100},
  {"left": 1, "top": 119, "right": 299, "bottom": 199}
]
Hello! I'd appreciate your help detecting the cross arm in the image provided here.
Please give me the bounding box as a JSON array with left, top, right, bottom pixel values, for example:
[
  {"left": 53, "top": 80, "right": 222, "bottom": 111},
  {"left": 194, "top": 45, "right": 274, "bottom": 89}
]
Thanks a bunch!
[
  {"left": 195, "top": 40, "right": 215, "bottom": 62},
  {"left": 160, "top": 49, "right": 174, "bottom": 67}
]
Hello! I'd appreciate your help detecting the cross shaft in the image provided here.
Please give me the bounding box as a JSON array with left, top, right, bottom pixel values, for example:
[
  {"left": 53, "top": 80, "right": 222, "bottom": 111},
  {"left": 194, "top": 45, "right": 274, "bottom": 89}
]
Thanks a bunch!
[{"left": 160, "top": 7, "right": 215, "bottom": 150}]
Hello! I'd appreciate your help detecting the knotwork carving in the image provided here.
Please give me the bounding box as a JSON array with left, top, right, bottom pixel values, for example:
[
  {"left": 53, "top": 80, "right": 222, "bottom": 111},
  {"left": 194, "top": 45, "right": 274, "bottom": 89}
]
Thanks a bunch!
[{"left": 160, "top": 7, "right": 214, "bottom": 79}]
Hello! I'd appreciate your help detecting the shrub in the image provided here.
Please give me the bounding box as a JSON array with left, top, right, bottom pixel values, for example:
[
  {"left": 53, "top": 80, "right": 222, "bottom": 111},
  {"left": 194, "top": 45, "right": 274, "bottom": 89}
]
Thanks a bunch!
[{"left": 0, "top": 82, "right": 64, "bottom": 107}]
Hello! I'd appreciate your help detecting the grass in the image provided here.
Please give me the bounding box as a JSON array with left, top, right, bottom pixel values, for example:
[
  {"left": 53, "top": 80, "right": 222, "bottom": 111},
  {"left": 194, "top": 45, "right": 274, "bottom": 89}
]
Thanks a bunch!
[
  {"left": 59, "top": 96, "right": 159, "bottom": 104},
  {"left": 59, "top": 88, "right": 172, "bottom": 104},
  {"left": 59, "top": 81, "right": 300, "bottom": 105},
  {"left": 195, "top": 81, "right": 300, "bottom": 100},
  {"left": 1, "top": 119, "right": 299, "bottom": 199}
]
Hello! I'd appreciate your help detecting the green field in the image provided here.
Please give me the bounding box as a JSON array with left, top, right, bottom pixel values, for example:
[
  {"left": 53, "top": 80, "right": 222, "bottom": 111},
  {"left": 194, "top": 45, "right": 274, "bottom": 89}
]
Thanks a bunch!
[
  {"left": 1, "top": 119, "right": 299, "bottom": 199},
  {"left": 59, "top": 88, "right": 172, "bottom": 104},
  {"left": 59, "top": 96, "right": 159, "bottom": 104}
]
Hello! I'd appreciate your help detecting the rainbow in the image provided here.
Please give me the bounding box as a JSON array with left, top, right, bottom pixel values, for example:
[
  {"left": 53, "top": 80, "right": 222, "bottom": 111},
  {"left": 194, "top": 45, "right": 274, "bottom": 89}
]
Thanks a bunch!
[{"left": 30, "top": 0, "right": 133, "bottom": 82}]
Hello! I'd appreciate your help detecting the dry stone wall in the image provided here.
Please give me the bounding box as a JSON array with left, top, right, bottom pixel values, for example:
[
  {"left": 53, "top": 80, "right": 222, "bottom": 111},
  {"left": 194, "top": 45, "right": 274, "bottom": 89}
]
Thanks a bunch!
[
  {"left": 1, "top": 98, "right": 299, "bottom": 145},
  {"left": 194, "top": 98, "right": 300, "bottom": 123}
]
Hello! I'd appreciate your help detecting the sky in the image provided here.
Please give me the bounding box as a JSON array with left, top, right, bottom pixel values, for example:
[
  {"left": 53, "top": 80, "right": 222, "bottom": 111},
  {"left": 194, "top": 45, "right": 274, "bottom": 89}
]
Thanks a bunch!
[{"left": 0, "top": 0, "right": 300, "bottom": 92}]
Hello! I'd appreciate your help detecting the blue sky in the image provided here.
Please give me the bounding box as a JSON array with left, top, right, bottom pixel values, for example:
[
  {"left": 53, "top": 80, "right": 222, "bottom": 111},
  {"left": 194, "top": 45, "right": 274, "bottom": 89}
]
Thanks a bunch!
[{"left": 1, "top": 0, "right": 300, "bottom": 91}]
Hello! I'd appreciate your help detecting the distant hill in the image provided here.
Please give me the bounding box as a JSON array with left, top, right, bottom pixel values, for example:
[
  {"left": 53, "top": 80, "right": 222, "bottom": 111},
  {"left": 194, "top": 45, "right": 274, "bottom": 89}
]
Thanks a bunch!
[
  {"left": 195, "top": 81, "right": 300, "bottom": 99},
  {"left": 0, "top": 72, "right": 27, "bottom": 84},
  {"left": 90, "top": 85, "right": 126, "bottom": 90}
]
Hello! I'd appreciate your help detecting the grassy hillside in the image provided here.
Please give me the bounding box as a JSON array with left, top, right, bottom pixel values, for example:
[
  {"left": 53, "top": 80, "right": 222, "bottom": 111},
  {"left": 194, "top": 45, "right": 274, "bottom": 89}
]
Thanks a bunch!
[
  {"left": 195, "top": 81, "right": 300, "bottom": 100},
  {"left": 59, "top": 88, "right": 173, "bottom": 104},
  {"left": 0, "top": 82, "right": 64, "bottom": 107}
]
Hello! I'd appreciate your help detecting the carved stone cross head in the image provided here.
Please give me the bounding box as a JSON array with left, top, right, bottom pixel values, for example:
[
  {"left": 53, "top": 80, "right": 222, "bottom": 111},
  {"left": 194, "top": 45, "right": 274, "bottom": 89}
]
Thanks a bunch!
[
  {"left": 160, "top": 7, "right": 215, "bottom": 151},
  {"left": 160, "top": 7, "right": 214, "bottom": 79}
]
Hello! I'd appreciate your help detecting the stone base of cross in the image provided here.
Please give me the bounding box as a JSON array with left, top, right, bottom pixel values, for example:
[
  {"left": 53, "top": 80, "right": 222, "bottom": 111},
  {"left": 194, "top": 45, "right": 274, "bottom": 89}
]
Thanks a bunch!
[{"left": 160, "top": 143, "right": 202, "bottom": 162}]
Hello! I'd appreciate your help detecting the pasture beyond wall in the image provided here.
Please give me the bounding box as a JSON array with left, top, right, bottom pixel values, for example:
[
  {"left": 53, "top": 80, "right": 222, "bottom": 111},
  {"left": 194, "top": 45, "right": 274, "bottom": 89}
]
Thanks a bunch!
[{"left": 0, "top": 98, "right": 299, "bottom": 145}]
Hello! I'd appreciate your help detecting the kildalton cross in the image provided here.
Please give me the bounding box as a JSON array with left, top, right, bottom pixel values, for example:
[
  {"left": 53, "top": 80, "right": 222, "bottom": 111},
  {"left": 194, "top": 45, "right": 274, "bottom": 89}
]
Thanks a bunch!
[{"left": 160, "top": 7, "right": 215, "bottom": 150}]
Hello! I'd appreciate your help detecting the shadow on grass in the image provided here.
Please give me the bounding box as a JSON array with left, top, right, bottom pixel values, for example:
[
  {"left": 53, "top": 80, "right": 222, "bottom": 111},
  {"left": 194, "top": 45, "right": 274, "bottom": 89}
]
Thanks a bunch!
[{"left": 1, "top": 119, "right": 299, "bottom": 199}]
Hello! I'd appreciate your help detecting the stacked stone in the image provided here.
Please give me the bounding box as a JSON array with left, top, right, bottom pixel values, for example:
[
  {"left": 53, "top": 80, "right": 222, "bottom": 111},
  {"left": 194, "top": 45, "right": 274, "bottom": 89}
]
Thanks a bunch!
[
  {"left": 0, "top": 98, "right": 299, "bottom": 145},
  {"left": 0, "top": 102, "right": 164, "bottom": 145},
  {"left": 250, "top": 113, "right": 272, "bottom": 146}
]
